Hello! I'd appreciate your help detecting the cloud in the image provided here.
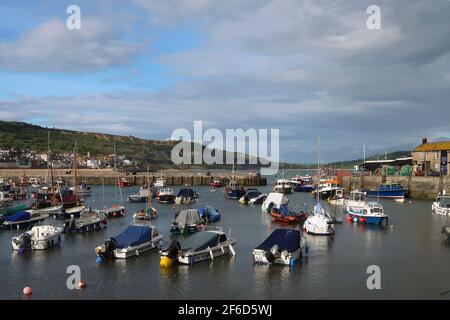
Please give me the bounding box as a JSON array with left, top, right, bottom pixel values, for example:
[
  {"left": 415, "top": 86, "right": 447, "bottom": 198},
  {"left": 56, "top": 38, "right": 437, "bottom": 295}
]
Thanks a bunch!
[{"left": 0, "top": 18, "right": 141, "bottom": 73}]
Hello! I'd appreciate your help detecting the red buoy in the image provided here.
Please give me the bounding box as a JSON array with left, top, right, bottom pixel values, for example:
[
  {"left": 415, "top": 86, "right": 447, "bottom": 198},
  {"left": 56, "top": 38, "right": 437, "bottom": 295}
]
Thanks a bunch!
[
  {"left": 359, "top": 217, "right": 366, "bottom": 224},
  {"left": 346, "top": 215, "right": 352, "bottom": 221},
  {"left": 23, "top": 287, "right": 32, "bottom": 295},
  {"left": 78, "top": 281, "right": 86, "bottom": 289}
]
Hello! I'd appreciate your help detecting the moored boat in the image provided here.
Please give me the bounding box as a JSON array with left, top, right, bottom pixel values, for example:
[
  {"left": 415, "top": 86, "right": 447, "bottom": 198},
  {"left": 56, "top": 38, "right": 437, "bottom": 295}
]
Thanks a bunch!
[
  {"left": 269, "top": 204, "right": 308, "bottom": 224},
  {"left": 432, "top": 192, "right": 450, "bottom": 216},
  {"left": 118, "top": 178, "right": 132, "bottom": 187},
  {"left": 160, "top": 229, "right": 236, "bottom": 267},
  {"left": 262, "top": 192, "right": 289, "bottom": 213},
  {"left": 133, "top": 207, "right": 157, "bottom": 220},
  {"left": 224, "top": 179, "right": 246, "bottom": 199},
  {"left": 253, "top": 229, "right": 308, "bottom": 266},
  {"left": 239, "top": 189, "right": 263, "bottom": 205},
  {"left": 344, "top": 190, "right": 388, "bottom": 225},
  {"left": 175, "top": 188, "right": 199, "bottom": 204},
  {"left": 1, "top": 211, "right": 49, "bottom": 230},
  {"left": 95, "top": 225, "right": 163, "bottom": 262},
  {"left": 198, "top": 205, "right": 221, "bottom": 223},
  {"left": 128, "top": 186, "right": 152, "bottom": 203},
  {"left": 156, "top": 188, "right": 176, "bottom": 204},
  {"left": 101, "top": 204, "right": 126, "bottom": 218},
  {"left": 64, "top": 208, "right": 107, "bottom": 233},
  {"left": 442, "top": 226, "right": 450, "bottom": 240},
  {"left": 170, "top": 209, "right": 204, "bottom": 234},
  {"left": 12, "top": 225, "right": 63, "bottom": 252},
  {"left": 273, "top": 179, "right": 293, "bottom": 194},
  {"left": 365, "top": 183, "right": 407, "bottom": 199}
]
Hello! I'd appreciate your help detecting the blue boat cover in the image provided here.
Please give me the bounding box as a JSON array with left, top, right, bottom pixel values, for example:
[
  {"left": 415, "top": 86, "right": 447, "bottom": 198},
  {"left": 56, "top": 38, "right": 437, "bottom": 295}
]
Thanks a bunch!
[
  {"left": 255, "top": 229, "right": 301, "bottom": 252},
  {"left": 112, "top": 225, "right": 152, "bottom": 248},
  {"left": 6, "top": 211, "right": 31, "bottom": 222},
  {"left": 197, "top": 206, "right": 221, "bottom": 222},
  {"left": 278, "top": 204, "right": 293, "bottom": 216},
  {"left": 177, "top": 188, "right": 195, "bottom": 197}
]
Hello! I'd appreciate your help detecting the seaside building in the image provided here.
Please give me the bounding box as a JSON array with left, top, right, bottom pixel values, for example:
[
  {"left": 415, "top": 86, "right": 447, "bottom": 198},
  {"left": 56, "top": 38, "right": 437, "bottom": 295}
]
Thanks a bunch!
[{"left": 412, "top": 138, "right": 450, "bottom": 176}]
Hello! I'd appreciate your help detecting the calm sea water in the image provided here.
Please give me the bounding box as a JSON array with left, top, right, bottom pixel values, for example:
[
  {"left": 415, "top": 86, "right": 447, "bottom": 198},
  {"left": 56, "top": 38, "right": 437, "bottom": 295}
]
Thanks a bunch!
[{"left": 1, "top": 171, "right": 450, "bottom": 300}]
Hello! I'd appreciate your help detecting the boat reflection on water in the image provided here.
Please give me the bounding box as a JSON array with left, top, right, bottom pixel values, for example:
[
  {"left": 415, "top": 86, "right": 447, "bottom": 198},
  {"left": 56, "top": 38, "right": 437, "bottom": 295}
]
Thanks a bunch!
[{"left": 251, "top": 261, "right": 297, "bottom": 298}]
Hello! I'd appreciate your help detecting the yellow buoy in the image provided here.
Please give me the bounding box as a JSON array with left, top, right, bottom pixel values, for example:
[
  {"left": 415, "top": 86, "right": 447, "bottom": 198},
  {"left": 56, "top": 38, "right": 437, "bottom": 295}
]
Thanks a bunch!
[{"left": 160, "top": 256, "right": 173, "bottom": 268}]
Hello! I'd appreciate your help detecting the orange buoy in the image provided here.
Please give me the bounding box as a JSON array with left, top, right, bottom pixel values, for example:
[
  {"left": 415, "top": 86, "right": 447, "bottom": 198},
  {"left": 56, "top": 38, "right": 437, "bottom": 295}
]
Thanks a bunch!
[
  {"left": 359, "top": 217, "right": 366, "bottom": 224},
  {"left": 23, "top": 287, "right": 32, "bottom": 295},
  {"left": 78, "top": 281, "right": 86, "bottom": 289}
]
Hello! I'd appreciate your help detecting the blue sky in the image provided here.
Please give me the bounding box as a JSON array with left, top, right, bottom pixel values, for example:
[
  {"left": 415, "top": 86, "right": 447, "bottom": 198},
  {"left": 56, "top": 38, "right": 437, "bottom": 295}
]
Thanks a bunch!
[{"left": 1, "top": 0, "right": 450, "bottom": 163}]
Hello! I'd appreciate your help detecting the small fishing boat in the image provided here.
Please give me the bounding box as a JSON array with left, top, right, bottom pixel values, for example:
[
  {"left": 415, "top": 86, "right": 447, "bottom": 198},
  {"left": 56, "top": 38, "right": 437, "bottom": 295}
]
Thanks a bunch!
[
  {"left": 327, "top": 188, "right": 345, "bottom": 206},
  {"left": 95, "top": 225, "right": 163, "bottom": 262},
  {"left": 160, "top": 229, "right": 236, "bottom": 267},
  {"left": 432, "top": 192, "right": 450, "bottom": 216},
  {"left": 1, "top": 211, "right": 49, "bottom": 230},
  {"left": 12, "top": 225, "right": 63, "bottom": 252},
  {"left": 442, "top": 226, "right": 450, "bottom": 240},
  {"left": 239, "top": 189, "right": 263, "bottom": 205},
  {"left": 175, "top": 188, "right": 199, "bottom": 204},
  {"left": 311, "top": 178, "right": 342, "bottom": 200},
  {"left": 198, "top": 205, "right": 221, "bottom": 223},
  {"left": 248, "top": 193, "right": 267, "bottom": 205},
  {"left": 153, "top": 177, "right": 166, "bottom": 188},
  {"left": 253, "top": 229, "right": 308, "bottom": 266},
  {"left": 344, "top": 190, "right": 388, "bottom": 225},
  {"left": 101, "top": 204, "right": 126, "bottom": 218},
  {"left": 128, "top": 186, "right": 152, "bottom": 203},
  {"left": 262, "top": 192, "right": 289, "bottom": 213},
  {"left": 273, "top": 179, "right": 293, "bottom": 194},
  {"left": 133, "top": 207, "right": 157, "bottom": 220},
  {"left": 118, "top": 178, "right": 132, "bottom": 187},
  {"left": 70, "top": 183, "right": 92, "bottom": 196},
  {"left": 269, "top": 204, "right": 308, "bottom": 224},
  {"left": 170, "top": 209, "right": 204, "bottom": 234},
  {"left": 365, "top": 183, "right": 407, "bottom": 199},
  {"left": 64, "top": 208, "right": 107, "bottom": 233},
  {"left": 156, "top": 188, "right": 176, "bottom": 204},
  {"left": 224, "top": 180, "right": 246, "bottom": 199},
  {"left": 211, "top": 179, "right": 222, "bottom": 188}
]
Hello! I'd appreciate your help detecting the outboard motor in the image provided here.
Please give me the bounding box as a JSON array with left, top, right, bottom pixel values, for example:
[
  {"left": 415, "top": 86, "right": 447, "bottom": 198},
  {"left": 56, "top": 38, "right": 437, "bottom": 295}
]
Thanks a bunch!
[
  {"left": 265, "top": 244, "right": 279, "bottom": 263},
  {"left": 13, "top": 233, "right": 32, "bottom": 253},
  {"left": 63, "top": 218, "right": 76, "bottom": 233},
  {"left": 167, "top": 240, "right": 181, "bottom": 260}
]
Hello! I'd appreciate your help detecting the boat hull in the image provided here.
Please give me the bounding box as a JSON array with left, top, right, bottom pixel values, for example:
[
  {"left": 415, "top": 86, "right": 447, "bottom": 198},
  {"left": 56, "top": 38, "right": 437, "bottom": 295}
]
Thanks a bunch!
[
  {"left": 346, "top": 212, "right": 387, "bottom": 225},
  {"left": 176, "top": 240, "right": 236, "bottom": 265},
  {"left": 365, "top": 190, "right": 406, "bottom": 199},
  {"left": 113, "top": 235, "right": 163, "bottom": 259},
  {"left": 432, "top": 202, "right": 450, "bottom": 216}
]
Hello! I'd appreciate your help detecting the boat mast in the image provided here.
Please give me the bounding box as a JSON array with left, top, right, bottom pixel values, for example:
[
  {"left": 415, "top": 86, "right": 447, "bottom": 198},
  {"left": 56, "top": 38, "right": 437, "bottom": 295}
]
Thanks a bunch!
[
  {"left": 317, "top": 135, "right": 320, "bottom": 211},
  {"left": 72, "top": 139, "right": 78, "bottom": 203}
]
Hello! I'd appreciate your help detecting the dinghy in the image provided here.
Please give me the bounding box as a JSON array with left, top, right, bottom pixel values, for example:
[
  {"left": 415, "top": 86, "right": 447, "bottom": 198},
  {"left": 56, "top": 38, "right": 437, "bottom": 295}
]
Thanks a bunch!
[
  {"left": 170, "top": 209, "right": 204, "bottom": 234},
  {"left": 1, "top": 211, "right": 49, "bottom": 230},
  {"left": 269, "top": 204, "right": 308, "bottom": 224},
  {"left": 253, "top": 229, "right": 308, "bottom": 266},
  {"left": 12, "top": 225, "right": 63, "bottom": 252},
  {"left": 95, "top": 225, "right": 163, "bottom": 262},
  {"left": 133, "top": 207, "right": 157, "bottom": 220},
  {"left": 160, "top": 229, "right": 236, "bottom": 267}
]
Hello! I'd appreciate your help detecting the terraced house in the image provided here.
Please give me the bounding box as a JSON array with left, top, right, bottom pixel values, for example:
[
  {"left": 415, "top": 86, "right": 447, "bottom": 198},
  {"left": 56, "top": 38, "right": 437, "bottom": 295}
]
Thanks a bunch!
[{"left": 412, "top": 138, "right": 450, "bottom": 176}]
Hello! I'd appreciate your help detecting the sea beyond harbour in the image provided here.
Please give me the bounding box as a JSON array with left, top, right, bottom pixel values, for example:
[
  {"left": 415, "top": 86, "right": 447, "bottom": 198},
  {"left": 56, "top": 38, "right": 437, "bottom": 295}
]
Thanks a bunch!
[{"left": 1, "top": 171, "right": 450, "bottom": 300}]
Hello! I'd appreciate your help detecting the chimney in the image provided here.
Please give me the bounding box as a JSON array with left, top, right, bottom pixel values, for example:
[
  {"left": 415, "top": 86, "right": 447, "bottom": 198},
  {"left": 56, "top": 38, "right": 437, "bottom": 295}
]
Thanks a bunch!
[{"left": 422, "top": 137, "right": 428, "bottom": 145}]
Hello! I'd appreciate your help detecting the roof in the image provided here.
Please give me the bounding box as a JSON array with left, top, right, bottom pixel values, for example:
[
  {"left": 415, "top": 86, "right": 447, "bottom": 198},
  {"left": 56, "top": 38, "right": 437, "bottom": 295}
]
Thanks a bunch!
[{"left": 414, "top": 141, "right": 450, "bottom": 152}]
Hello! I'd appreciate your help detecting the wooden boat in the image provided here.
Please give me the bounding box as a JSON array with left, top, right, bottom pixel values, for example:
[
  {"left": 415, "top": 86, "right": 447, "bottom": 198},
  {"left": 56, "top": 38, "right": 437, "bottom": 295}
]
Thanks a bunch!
[
  {"left": 95, "top": 225, "right": 163, "bottom": 262},
  {"left": 253, "top": 229, "right": 308, "bottom": 266},
  {"left": 12, "top": 225, "right": 63, "bottom": 252},
  {"left": 160, "top": 229, "right": 236, "bottom": 267}
]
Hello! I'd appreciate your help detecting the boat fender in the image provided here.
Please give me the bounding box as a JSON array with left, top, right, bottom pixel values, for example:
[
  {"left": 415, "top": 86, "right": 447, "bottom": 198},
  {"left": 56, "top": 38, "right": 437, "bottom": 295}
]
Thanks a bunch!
[
  {"left": 78, "top": 281, "right": 86, "bottom": 289},
  {"left": 23, "top": 287, "right": 32, "bottom": 295},
  {"left": 135, "top": 250, "right": 139, "bottom": 256},
  {"left": 209, "top": 249, "right": 214, "bottom": 260},
  {"left": 188, "top": 255, "right": 194, "bottom": 265},
  {"left": 229, "top": 245, "right": 236, "bottom": 256},
  {"left": 96, "top": 256, "right": 104, "bottom": 264},
  {"left": 289, "top": 257, "right": 295, "bottom": 267}
]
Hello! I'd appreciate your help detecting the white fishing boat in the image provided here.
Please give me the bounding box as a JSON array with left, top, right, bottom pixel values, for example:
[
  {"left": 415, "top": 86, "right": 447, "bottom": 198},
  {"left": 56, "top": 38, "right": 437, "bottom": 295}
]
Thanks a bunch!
[
  {"left": 432, "top": 192, "right": 450, "bottom": 216},
  {"left": 12, "top": 225, "right": 63, "bottom": 251},
  {"left": 95, "top": 225, "right": 163, "bottom": 262},
  {"left": 273, "top": 179, "right": 293, "bottom": 194},
  {"left": 153, "top": 177, "right": 166, "bottom": 188},
  {"left": 253, "top": 229, "right": 308, "bottom": 266},
  {"left": 327, "top": 188, "right": 345, "bottom": 206},
  {"left": 160, "top": 228, "right": 236, "bottom": 267}
]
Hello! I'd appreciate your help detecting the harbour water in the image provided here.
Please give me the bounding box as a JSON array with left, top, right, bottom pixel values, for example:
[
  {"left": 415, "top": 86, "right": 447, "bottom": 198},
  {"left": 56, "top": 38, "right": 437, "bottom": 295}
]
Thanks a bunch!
[{"left": 1, "top": 173, "right": 450, "bottom": 300}]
